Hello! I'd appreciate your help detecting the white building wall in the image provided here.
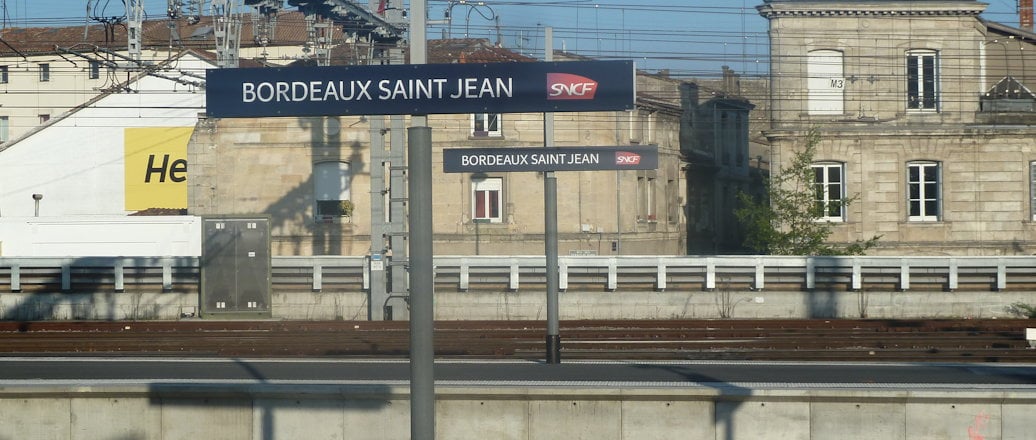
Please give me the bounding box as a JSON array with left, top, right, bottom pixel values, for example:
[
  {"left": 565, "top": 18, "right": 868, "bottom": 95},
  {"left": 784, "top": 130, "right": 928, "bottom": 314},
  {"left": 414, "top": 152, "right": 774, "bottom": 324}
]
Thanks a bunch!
[
  {"left": 0, "top": 55, "right": 208, "bottom": 218},
  {"left": 0, "top": 216, "right": 201, "bottom": 257}
]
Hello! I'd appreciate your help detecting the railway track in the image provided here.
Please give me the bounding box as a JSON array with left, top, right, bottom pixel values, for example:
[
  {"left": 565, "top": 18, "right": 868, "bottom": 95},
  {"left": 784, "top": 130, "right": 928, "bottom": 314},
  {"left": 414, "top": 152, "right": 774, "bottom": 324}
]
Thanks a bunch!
[{"left": 0, "top": 319, "right": 1032, "bottom": 363}]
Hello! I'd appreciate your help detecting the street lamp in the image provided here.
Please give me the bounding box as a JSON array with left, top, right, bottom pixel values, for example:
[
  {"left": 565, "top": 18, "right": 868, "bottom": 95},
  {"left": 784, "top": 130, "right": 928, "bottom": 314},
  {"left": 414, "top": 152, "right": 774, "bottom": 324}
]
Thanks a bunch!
[{"left": 31, "top": 193, "right": 42, "bottom": 217}]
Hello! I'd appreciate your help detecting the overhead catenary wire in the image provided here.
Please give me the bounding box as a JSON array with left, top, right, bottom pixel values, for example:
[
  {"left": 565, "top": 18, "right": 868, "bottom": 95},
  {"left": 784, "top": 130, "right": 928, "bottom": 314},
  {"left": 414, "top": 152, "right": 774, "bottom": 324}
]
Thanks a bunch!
[{"left": 0, "top": 0, "right": 1025, "bottom": 133}]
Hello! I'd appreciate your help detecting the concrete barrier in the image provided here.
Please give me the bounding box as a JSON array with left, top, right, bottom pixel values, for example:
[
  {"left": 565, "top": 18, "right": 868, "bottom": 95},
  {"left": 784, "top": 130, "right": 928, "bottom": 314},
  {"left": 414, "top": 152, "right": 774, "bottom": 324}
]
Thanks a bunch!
[
  {"left": 0, "top": 384, "right": 1032, "bottom": 439},
  {"left": 3, "top": 288, "right": 1036, "bottom": 321}
]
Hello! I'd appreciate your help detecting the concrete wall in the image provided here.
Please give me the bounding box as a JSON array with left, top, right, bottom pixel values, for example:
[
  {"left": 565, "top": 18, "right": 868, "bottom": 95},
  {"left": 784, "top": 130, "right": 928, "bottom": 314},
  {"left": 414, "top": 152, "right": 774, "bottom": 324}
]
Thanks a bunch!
[
  {"left": 0, "top": 384, "right": 1031, "bottom": 440},
  {"left": 0, "top": 292, "right": 198, "bottom": 321},
  {"left": 5, "top": 288, "right": 1033, "bottom": 321}
]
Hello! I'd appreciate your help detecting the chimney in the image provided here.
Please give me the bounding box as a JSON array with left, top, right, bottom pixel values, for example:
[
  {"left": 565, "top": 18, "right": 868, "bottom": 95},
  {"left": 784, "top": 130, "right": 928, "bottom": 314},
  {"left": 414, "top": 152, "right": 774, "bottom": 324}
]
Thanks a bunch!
[{"left": 1021, "top": 0, "right": 1034, "bottom": 31}]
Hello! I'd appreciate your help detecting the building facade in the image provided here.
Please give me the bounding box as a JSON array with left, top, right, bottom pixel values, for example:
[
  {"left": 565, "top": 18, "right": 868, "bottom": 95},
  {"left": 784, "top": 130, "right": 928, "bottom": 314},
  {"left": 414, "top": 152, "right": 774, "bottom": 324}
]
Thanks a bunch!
[
  {"left": 188, "top": 43, "right": 691, "bottom": 256},
  {"left": 681, "top": 82, "right": 757, "bottom": 254},
  {"left": 0, "top": 3, "right": 763, "bottom": 260},
  {"left": 0, "top": 51, "right": 209, "bottom": 218},
  {"left": 0, "top": 10, "right": 311, "bottom": 145},
  {"left": 758, "top": 0, "right": 1036, "bottom": 255}
]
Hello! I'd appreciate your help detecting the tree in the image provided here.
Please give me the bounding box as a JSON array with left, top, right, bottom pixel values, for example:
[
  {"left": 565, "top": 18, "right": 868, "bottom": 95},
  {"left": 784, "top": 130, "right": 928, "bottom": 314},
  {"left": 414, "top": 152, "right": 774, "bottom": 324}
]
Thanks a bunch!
[{"left": 735, "top": 128, "right": 880, "bottom": 255}]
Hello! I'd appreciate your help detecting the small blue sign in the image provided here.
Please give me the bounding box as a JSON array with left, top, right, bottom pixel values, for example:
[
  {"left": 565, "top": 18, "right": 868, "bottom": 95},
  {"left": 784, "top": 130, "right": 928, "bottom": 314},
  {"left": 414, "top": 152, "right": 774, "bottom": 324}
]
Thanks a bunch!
[
  {"left": 205, "top": 60, "right": 635, "bottom": 117},
  {"left": 443, "top": 146, "right": 658, "bottom": 173}
]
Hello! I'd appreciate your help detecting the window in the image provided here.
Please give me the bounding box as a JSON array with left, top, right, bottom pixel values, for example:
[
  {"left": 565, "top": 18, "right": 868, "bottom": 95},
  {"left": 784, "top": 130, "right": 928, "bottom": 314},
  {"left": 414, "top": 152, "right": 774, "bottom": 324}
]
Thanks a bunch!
[
  {"left": 1030, "top": 162, "right": 1036, "bottom": 221},
  {"left": 637, "top": 173, "right": 656, "bottom": 222},
  {"left": 0, "top": 66, "right": 8, "bottom": 84},
  {"left": 472, "top": 113, "right": 501, "bottom": 137},
  {"left": 735, "top": 113, "right": 746, "bottom": 167},
  {"left": 666, "top": 179, "right": 680, "bottom": 224},
  {"left": 38, "top": 114, "right": 50, "bottom": 124},
  {"left": 89, "top": 61, "right": 100, "bottom": 80},
  {"left": 472, "top": 176, "right": 502, "bottom": 223},
  {"left": 38, "top": 63, "right": 50, "bottom": 82},
  {"left": 720, "top": 113, "right": 731, "bottom": 165},
  {"left": 0, "top": 116, "right": 8, "bottom": 142},
  {"left": 907, "top": 50, "right": 938, "bottom": 111},
  {"left": 314, "top": 161, "right": 352, "bottom": 218},
  {"left": 907, "top": 161, "right": 940, "bottom": 221},
  {"left": 807, "top": 50, "right": 845, "bottom": 115},
  {"left": 629, "top": 109, "right": 652, "bottom": 144},
  {"left": 812, "top": 162, "right": 845, "bottom": 221}
]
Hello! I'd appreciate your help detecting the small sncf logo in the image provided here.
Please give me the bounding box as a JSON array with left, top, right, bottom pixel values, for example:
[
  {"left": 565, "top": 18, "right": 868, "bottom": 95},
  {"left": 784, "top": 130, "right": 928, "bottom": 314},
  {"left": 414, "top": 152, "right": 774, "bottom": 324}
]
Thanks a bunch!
[
  {"left": 615, "top": 151, "right": 641, "bottom": 165},
  {"left": 547, "top": 73, "right": 598, "bottom": 100}
]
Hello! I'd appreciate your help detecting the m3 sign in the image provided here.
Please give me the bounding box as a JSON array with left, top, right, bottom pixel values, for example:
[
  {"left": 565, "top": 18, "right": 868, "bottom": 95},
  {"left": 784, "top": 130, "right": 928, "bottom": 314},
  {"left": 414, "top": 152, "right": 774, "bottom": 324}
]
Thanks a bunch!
[{"left": 205, "top": 60, "right": 635, "bottom": 117}]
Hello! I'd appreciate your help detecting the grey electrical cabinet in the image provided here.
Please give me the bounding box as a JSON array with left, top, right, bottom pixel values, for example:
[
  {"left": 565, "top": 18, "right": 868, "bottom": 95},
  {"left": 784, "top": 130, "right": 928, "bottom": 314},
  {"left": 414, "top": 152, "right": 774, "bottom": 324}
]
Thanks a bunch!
[{"left": 200, "top": 217, "right": 272, "bottom": 318}]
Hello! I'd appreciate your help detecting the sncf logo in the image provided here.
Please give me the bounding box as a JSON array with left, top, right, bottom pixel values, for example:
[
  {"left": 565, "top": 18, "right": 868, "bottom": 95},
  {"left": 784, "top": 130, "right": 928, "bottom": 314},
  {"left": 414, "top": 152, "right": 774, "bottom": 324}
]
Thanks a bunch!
[
  {"left": 615, "top": 151, "right": 641, "bottom": 166},
  {"left": 547, "top": 73, "right": 598, "bottom": 100}
]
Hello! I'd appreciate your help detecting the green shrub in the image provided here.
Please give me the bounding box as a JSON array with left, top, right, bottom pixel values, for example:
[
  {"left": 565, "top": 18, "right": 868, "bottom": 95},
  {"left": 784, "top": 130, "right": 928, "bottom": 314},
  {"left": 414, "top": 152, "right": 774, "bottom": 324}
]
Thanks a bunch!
[{"left": 1007, "top": 302, "right": 1036, "bottom": 318}]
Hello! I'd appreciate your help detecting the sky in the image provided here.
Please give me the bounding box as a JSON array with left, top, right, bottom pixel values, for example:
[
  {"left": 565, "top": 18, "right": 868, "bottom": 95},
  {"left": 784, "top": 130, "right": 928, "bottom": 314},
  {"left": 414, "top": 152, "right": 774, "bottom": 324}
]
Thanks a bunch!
[{"left": 6, "top": 0, "right": 1027, "bottom": 78}]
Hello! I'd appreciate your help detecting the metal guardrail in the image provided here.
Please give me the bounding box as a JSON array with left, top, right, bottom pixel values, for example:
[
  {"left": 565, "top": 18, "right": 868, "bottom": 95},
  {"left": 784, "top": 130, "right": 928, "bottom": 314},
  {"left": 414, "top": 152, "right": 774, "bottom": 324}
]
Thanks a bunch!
[
  {"left": 0, "top": 257, "right": 200, "bottom": 293},
  {"left": 0, "top": 255, "right": 1034, "bottom": 293},
  {"left": 432, "top": 255, "right": 1036, "bottom": 292}
]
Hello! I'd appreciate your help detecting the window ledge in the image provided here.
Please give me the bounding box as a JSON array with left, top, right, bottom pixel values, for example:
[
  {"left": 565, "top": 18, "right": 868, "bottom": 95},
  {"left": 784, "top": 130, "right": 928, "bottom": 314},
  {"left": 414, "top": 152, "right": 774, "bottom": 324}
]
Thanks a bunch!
[
  {"left": 468, "top": 220, "right": 507, "bottom": 228},
  {"left": 902, "top": 110, "right": 941, "bottom": 116},
  {"left": 469, "top": 134, "right": 504, "bottom": 140},
  {"left": 315, "top": 216, "right": 351, "bottom": 224},
  {"left": 901, "top": 219, "right": 947, "bottom": 225}
]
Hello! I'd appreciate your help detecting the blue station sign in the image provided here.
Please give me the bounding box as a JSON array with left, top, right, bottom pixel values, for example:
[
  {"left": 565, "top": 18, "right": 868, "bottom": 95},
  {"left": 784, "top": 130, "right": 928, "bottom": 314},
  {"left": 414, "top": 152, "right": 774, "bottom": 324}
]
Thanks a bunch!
[
  {"left": 205, "top": 60, "right": 635, "bottom": 117},
  {"left": 442, "top": 146, "right": 658, "bottom": 173}
]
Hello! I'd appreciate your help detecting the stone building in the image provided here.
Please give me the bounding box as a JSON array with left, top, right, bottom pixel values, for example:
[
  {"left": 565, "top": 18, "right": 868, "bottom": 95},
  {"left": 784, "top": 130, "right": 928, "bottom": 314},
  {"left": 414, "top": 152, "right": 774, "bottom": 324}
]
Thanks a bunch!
[
  {"left": 0, "top": 4, "right": 759, "bottom": 260},
  {"left": 189, "top": 39, "right": 691, "bottom": 256},
  {"left": 681, "top": 82, "right": 757, "bottom": 254},
  {"left": 758, "top": 0, "right": 1036, "bottom": 255}
]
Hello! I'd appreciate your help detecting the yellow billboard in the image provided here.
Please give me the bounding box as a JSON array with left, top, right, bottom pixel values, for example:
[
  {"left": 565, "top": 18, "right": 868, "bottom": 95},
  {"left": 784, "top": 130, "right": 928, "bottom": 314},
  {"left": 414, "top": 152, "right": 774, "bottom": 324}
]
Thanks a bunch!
[{"left": 124, "top": 127, "right": 193, "bottom": 211}]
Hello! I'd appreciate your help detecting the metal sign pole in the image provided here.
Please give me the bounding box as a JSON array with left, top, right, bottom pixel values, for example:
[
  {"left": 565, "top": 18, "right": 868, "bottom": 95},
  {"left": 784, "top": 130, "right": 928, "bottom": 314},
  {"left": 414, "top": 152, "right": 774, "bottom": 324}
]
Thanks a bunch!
[
  {"left": 543, "top": 27, "right": 561, "bottom": 364},
  {"left": 408, "top": 0, "right": 435, "bottom": 439}
]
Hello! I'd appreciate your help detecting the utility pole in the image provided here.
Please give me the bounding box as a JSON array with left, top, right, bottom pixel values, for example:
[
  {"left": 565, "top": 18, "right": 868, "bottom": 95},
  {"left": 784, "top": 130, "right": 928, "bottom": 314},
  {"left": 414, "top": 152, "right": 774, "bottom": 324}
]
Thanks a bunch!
[
  {"left": 543, "top": 26, "right": 561, "bottom": 364},
  {"left": 127, "top": 0, "right": 143, "bottom": 62},
  {"left": 211, "top": 0, "right": 242, "bottom": 68},
  {"left": 408, "top": 2, "right": 435, "bottom": 439}
]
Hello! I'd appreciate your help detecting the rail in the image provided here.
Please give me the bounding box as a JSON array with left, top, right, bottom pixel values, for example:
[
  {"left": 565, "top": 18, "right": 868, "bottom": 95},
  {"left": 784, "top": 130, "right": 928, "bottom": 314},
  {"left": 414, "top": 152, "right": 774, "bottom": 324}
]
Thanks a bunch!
[{"left": 1, "top": 255, "right": 1036, "bottom": 293}]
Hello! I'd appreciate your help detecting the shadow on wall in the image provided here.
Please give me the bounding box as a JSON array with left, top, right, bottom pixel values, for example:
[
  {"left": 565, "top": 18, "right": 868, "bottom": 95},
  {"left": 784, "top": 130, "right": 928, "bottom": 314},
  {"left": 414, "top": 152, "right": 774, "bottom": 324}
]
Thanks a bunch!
[
  {"left": 260, "top": 117, "right": 366, "bottom": 256},
  {"left": 146, "top": 359, "right": 391, "bottom": 440},
  {"left": 808, "top": 256, "right": 843, "bottom": 319},
  {"left": 633, "top": 363, "right": 749, "bottom": 440},
  {"left": 0, "top": 256, "right": 198, "bottom": 322}
]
